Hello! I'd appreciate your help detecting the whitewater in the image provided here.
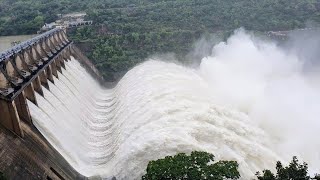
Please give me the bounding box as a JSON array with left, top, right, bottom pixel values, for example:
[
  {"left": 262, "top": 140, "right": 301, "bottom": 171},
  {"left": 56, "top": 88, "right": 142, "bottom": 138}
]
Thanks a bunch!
[{"left": 27, "top": 29, "right": 320, "bottom": 179}]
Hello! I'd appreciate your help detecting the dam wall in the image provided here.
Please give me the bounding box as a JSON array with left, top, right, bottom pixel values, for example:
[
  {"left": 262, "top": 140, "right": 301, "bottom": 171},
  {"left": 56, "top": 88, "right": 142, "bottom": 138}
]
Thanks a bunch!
[
  {"left": 0, "top": 28, "right": 101, "bottom": 179},
  {"left": 0, "top": 121, "right": 86, "bottom": 180}
]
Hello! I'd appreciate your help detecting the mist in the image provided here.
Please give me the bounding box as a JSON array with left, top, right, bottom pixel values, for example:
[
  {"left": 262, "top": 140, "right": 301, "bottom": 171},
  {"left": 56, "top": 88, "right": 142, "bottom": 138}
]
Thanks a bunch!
[
  {"left": 26, "top": 28, "right": 320, "bottom": 179},
  {"left": 199, "top": 28, "right": 320, "bottom": 173}
]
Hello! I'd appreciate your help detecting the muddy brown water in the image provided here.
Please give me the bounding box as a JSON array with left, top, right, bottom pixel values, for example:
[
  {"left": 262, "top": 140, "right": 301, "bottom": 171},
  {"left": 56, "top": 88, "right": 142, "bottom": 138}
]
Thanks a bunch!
[{"left": 0, "top": 35, "right": 36, "bottom": 53}]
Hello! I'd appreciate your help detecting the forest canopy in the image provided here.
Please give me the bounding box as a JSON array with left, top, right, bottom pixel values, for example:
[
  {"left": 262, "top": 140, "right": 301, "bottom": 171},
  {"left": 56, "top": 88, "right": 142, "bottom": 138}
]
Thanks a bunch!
[
  {"left": 0, "top": 0, "right": 319, "bottom": 81},
  {"left": 0, "top": 0, "right": 319, "bottom": 35}
]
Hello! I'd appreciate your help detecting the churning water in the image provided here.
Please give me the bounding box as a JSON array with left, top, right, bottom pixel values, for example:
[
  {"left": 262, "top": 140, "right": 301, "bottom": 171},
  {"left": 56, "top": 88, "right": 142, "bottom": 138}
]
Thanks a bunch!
[{"left": 27, "top": 29, "right": 320, "bottom": 179}]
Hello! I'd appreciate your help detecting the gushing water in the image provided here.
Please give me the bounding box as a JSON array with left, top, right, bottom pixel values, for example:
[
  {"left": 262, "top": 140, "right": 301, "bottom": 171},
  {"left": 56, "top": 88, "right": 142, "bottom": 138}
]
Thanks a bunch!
[{"left": 27, "top": 29, "right": 320, "bottom": 179}]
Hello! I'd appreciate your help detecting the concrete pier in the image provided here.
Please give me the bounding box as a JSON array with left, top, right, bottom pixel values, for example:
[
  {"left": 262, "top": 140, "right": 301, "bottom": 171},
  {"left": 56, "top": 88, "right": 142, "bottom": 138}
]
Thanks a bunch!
[
  {"left": 0, "top": 27, "right": 103, "bottom": 180},
  {"left": 0, "top": 28, "right": 75, "bottom": 137}
]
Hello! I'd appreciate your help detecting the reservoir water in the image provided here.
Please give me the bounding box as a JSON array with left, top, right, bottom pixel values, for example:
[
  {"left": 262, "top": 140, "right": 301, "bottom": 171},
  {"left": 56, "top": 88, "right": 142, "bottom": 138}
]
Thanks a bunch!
[{"left": 0, "top": 35, "right": 35, "bottom": 52}]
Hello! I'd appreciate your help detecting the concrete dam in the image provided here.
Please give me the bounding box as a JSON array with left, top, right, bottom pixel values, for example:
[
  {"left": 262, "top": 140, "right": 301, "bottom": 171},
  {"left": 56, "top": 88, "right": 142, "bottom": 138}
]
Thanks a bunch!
[
  {"left": 0, "top": 28, "right": 99, "bottom": 179},
  {"left": 1, "top": 28, "right": 319, "bottom": 179}
]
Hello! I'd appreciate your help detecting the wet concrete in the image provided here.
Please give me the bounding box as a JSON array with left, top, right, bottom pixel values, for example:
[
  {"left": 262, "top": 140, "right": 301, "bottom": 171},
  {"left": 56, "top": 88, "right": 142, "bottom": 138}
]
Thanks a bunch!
[{"left": 0, "top": 121, "right": 86, "bottom": 180}]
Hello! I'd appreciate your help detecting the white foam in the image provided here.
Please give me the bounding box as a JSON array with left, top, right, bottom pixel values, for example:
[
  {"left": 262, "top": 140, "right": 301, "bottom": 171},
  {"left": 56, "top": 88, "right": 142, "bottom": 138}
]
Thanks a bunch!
[{"left": 27, "top": 29, "right": 320, "bottom": 179}]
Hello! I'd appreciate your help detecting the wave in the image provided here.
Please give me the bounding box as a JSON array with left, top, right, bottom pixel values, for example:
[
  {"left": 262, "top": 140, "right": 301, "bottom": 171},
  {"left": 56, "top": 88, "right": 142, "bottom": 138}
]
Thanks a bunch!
[{"left": 27, "top": 29, "right": 320, "bottom": 179}]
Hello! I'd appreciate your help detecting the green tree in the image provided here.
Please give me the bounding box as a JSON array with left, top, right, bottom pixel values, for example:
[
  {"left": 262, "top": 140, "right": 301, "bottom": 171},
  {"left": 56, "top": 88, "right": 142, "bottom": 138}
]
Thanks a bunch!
[
  {"left": 33, "top": 15, "right": 44, "bottom": 28},
  {"left": 142, "top": 151, "right": 240, "bottom": 180},
  {"left": 0, "top": 172, "right": 6, "bottom": 180},
  {"left": 256, "top": 156, "right": 320, "bottom": 180}
]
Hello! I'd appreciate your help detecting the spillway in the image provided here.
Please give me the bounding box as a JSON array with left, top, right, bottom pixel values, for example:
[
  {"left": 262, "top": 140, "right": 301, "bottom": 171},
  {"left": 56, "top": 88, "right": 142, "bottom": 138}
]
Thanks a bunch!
[
  {"left": 27, "top": 29, "right": 320, "bottom": 179},
  {"left": 26, "top": 58, "right": 279, "bottom": 179}
]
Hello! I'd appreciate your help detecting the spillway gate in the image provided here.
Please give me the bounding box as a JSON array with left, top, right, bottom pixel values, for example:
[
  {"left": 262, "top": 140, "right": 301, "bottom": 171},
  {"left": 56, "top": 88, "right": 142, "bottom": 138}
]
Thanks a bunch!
[{"left": 0, "top": 28, "right": 87, "bottom": 137}]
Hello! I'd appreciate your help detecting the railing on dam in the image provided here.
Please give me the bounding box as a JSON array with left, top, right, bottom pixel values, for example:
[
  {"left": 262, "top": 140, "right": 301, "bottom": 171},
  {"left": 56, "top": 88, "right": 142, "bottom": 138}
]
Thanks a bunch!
[
  {"left": 0, "top": 28, "right": 81, "bottom": 137},
  {"left": 0, "top": 28, "right": 65, "bottom": 62}
]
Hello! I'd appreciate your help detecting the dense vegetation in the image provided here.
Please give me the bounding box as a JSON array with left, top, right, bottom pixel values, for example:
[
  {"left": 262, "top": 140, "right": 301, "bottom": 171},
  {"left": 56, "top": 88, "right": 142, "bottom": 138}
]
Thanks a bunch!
[
  {"left": 256, "top": 157, "right": 320, "bottom": 180},
  {"left": 0, "top": 172, "right": 6, "bottom": 180},
  {"left": 73, "top": 0, "right": 320, "bottom": 81},
  {"left": 143, "top": 152, "right": 320, "bottom": 180},
  {"left": 142, "top": 151, "right": 240, "bottom": 180},
  {"left": 0, "top": 0, "right": 89, "bottom": 35},
  {"left": 1, "top": 0, "right": 319, "bottom": 35},
  {"left": 1, "top": 0, "right": 320, "bottom": 80}
]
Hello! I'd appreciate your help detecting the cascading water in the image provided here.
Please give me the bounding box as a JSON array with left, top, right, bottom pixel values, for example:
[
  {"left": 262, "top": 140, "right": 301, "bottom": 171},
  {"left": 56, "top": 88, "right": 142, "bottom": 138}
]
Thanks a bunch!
[{"left": 27, "top": 29, "right": 320, "bottom": 179}]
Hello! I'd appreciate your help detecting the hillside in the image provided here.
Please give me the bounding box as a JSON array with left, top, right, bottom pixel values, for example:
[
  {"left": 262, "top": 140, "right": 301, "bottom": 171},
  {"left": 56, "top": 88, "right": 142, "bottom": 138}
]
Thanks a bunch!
[{"left": 0, "top": 0, "right": 319, "bottom": 80}]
